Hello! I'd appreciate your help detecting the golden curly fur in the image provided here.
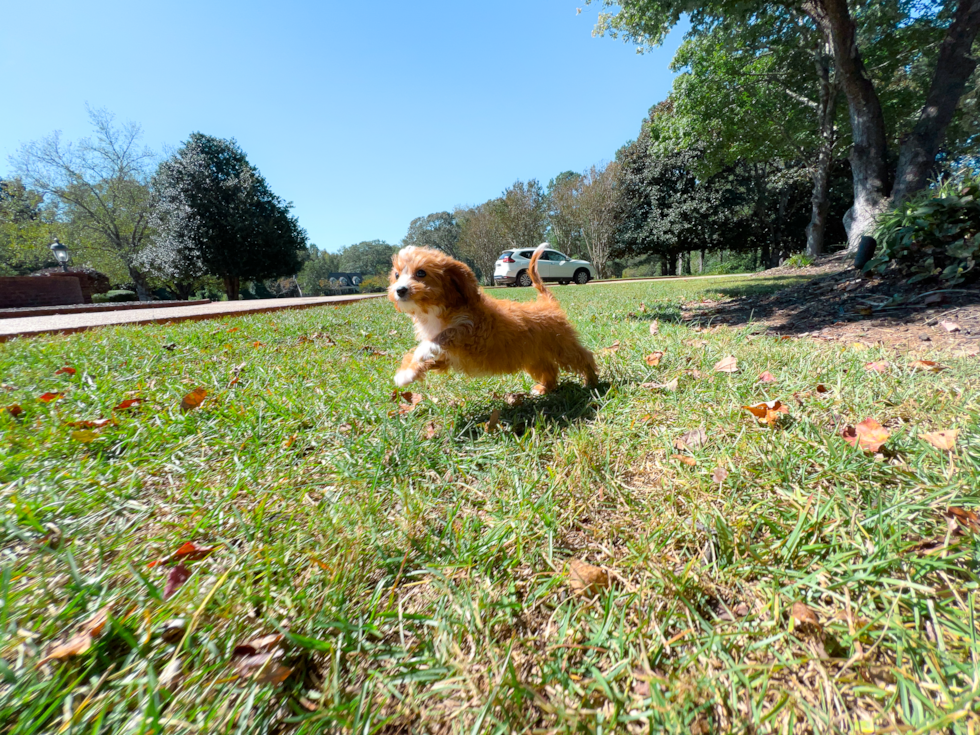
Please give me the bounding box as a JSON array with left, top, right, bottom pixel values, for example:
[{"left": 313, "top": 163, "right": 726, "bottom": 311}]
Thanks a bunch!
[{"left": 387, "top": 244, "right": 598, "bottom": 394}]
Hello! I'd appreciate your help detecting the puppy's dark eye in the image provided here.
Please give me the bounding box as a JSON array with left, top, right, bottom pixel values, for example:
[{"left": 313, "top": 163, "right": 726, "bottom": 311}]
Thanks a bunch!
[
  {"left": 415, "top": 269, "right": 426, "bottom": 278},
  {"left": 393, "top": 272, "right": 399, "bottom": 278}
]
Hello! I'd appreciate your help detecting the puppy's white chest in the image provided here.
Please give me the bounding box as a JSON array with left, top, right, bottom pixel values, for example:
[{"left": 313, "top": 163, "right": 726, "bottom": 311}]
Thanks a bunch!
[{"left": 412, "top": 311, "right": 445, "bottom": 342}]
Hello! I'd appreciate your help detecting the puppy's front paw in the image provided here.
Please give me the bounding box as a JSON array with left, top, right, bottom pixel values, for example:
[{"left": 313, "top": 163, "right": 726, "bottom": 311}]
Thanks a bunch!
[
  {"left": 394, "top": 368, "right": 417, "bottom": 387},
  {"left": 413, "top": 340, "right": 442, "bottom": 363}
]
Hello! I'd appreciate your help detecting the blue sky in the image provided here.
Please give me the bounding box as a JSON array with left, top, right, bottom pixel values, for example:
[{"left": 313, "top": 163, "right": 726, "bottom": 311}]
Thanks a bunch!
[{"left": 1, "top": 1, "right": 685, "bottom": 252}]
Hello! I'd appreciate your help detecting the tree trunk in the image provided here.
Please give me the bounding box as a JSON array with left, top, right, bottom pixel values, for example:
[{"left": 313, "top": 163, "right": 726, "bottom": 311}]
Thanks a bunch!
[
  {"left": 806, "top": 0, "right": 890, "bottom": 250},
  {"left": 223, "top": 275, "right": 241, "bottom": 301},
  {"left": 807, "top": 44, "right": 839, "bottom": 258},
  {"left": 892, "top": 0, "right": 980, "bottom": 203},
  {"left": 127, "top": 265, "right": 150, "bottom": 301},
  {"left": 699, "top": 249, "right": 705, "bottom": 273}
]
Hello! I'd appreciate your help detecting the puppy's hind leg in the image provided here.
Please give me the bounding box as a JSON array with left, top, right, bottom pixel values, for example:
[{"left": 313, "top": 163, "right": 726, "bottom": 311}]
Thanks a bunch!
[
  {"left": 394, "top": 351, "right": 449, "bottom": 387},
  {"left": 527, "top": 364, "right": 559, "bottom": 396},
  {"left": 569, "top": 345, "right": 599, "bottom": 388}
]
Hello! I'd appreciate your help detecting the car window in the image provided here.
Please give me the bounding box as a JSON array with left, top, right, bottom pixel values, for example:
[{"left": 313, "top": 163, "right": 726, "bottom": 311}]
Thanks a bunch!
[
  {"left": 546, "top": 251, "right": 568, "bottom": 261},
  {"left": 519, "top": 251, "right": 534, "bottom": 259},
  {"left": 497, "top": 251, "right": 513, "bottom": 260}
]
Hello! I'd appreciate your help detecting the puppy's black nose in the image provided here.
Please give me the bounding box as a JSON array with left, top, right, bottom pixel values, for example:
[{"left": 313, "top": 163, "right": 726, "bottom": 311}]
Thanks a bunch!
[{"left": 396, "top": 286, "right": 408, "bottom": 298}]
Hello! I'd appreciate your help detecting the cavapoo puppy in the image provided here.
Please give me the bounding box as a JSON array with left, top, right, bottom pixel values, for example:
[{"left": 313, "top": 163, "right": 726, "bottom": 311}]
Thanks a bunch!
[{"left": 388, "top": 244, "right": 598, "bottom": 394}]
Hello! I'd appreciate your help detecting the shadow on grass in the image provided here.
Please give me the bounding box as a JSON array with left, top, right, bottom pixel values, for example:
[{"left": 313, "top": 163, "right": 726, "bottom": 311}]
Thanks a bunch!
[{"left": 452, "top": 381, "right": 612, "bottom": 440}]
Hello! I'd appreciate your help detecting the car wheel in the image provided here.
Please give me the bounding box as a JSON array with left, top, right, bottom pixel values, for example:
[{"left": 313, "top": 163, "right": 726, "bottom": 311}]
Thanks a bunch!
[
  {"left": 517, "top": 270, "right": 533, "bottom": 288},
  {"left": 574, "top": 269, "right": 590, "bottom": 285}
]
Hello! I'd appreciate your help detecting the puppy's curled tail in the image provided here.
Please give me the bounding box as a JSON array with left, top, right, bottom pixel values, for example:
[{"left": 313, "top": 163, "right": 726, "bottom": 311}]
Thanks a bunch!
[{"left": 528, "top": 244, "right": 557, "bottom": 302}]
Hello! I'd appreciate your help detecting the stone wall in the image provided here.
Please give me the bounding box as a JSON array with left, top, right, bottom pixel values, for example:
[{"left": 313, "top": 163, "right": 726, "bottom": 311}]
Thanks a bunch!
[{"left": 0, "top": 276, "right": 84, "bottom": 308}]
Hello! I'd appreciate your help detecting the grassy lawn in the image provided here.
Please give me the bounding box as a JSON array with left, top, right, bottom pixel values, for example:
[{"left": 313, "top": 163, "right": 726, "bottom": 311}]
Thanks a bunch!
[{"left": 2, "top": 275, "right": 978, "bottom": 734}]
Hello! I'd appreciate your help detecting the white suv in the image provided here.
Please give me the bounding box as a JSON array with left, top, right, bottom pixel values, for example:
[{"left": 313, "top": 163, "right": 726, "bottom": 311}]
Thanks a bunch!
[{"left": 493, "top": 247, "right": 597, "bottom": 287}]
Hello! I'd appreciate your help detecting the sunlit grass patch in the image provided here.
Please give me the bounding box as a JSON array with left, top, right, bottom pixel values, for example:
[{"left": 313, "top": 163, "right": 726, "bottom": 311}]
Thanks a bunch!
[{"left": 1, "top": 275, "right": 978, "bottom": 733}]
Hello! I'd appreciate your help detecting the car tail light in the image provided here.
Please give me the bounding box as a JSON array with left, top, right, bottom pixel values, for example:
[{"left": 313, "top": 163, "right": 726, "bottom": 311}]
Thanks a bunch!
[{"left": 501, "top": 256, "right": 515, "bottom": 263}]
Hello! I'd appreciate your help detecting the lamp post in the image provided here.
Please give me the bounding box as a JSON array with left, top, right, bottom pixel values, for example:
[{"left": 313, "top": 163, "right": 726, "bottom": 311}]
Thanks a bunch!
[{"left": 50, "top": 237, "right": 70, "bottom": 272}]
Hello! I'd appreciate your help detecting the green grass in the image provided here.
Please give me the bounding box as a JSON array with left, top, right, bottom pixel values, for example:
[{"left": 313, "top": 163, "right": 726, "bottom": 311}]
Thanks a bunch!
[{"left": 1, "top": 275, "right": 978, "bottom": 734}]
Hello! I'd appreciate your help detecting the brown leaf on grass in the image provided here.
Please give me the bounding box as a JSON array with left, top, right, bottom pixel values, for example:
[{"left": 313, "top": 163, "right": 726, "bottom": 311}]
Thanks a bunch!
[
  {"left": 67, "top": 418, "right": 115, "bottom": 429},
  {"left": 163, "top": 563, "right": 191, "bottom": 600},
  {"left": 920, "top": 429, "right": 958, "bottom": 451},
  {"left": 649, "top": 319, "right": 659, "bottom": 335},
  {"left": 757, "top": 371, "right": 776, "bottom": 383},
  {"left": 713, "top": 355, "right": 738, "bottom": 373},
  {"left": 601, "top": 340, "right": 621, "bottom": 354},
  {"left": 711, "top": 467, "right": 729, "bottom": 483},
  {"left": 38, "top": 606, "right": 111, "bottom": 665},
  {"left": 39, "top": 392, "right": 64, "bottom": 403},
  {"left": 945, "top": 507, "right": 980, "bottom": 534},
  {"left": 639, "top": 378, "right": 678, "bottom": 391},
  {"left": 252, "top": 341, "right": 264, "bottom": 348},
  {"left": 674, "top": 427, "right": 706, "bottom": 451},
  {"left": 391, "top": 391, "right": 423, "bottom": 414},
  {"left": 644, "top": 351, "right": 664, "bottom": 367},
  {"left": 841, "top": 418, "right": 890, "bottom": 452},
  {"left": 910, "top": 360, "right": 947, "bottom": 373},
  {"left": 231, "top": 634, "right": 292, "bottom": 684},
  {"left": 486, "top": 408, "right": 501, "bottom": 433},
  {"left": 567, "top": 558, "right": 609, "bottom": 595},
  {"left": 940, "top": 320, "right": 961, "bottom": 333},
  {"left": 148, "top": 541, "right": 218, "bottom": 568},
  {"left": 55, "top": 367, "right": 76, "bottom": 376},
  {"left": 423, "top": 421, "right": 438, "bottom": 440},
  {"left": 6, "top": 404, "right": 23, "bottom": 417},
  {"left": 113, "top": 398, "right": 144, "bottom": 411},
  {"left": 180, "top": 388, "right": 208, "bottom": 412},
  {"left": 227, "top": 327, "right": 239, "bottom": 333},
  {"left": 672, "top": 454, "right": 697, "bottom": 466},
  {"left": 71, "top": 429, "right": 98, "bottom": 443},
  {"left": 790, "top": 602, "right": 822, "bottom": 632},
  {"left": 865, "top": 360, "right": 889, "bottom": 373},
  {"left": 684, "top": 338, "right": 708, "bottom": 348},
  {"left": 849, "top": 342, "right": 870, "bottom": 352},
  {"left": 504, "top": 392, "right": 528, "bottom": 407},
  {"left": 742, "top": 400, "right": 790, "bottom": 426}
]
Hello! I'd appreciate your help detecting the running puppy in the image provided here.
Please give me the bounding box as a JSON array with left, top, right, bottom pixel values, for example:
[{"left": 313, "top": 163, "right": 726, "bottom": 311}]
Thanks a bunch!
[{"left": 388, "top": 244, "right": 598, "bottom": 394}]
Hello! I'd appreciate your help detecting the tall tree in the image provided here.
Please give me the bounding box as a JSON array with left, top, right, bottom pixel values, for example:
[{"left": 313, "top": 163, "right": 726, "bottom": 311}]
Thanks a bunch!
[
  {"left": 546, "top": 171, "right": 584, "bottom": 256},
  {"left": 575, "top": 162, "right": 620, "bottom": 277},
  {"left": 498, "top": 180, "right": 548, "bottom": 252},
  {"left": 456, "top": 199, "right": 506, "bottom": 285},
  {"left": 337, "top": 239, "right": 397, "bottom": 275},
  {"left": 590, "top": 0, "right": 980, "bottom": 248},
  {"left": 297, "top": 245, "right": 342, "bottom": 295},
  {"left": 139, "top": 133, "right": 307, "bottom": 301},
  {"left": 401, "top": 211, "right": 462, "bottom": 259},
  {"left": 12, "top": 108, "right": 155, "bottom": 296},
  {"left": 0, "top": 178, "right": 58, "bottom": 274}
]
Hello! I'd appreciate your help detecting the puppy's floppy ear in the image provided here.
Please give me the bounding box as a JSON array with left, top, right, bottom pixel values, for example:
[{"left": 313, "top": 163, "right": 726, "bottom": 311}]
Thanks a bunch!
[{"left": 444, "top": 260, "right": 480, "bottom": 308}]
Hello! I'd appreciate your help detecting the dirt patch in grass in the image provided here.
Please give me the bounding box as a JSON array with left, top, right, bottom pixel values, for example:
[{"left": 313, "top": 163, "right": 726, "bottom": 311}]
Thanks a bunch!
[{"left": 687, "top": 252, "right": 980, "bottom": 352}]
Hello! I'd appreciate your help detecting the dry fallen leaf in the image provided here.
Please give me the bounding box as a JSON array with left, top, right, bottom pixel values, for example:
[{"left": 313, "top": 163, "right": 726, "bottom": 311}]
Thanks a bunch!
[
  {"left": 649, "top": 320, "right": 659, "bottom": 335},
  {"left": 55, "top": 367, "right": 76, "bottom": 376},
  {"left": 163, "top": 563, "right": 191, "bottom": 600},
  {"left": 742, "top": 400, "right": 790, "bottom": 426},
  {"left": 911, "top": 360, "right": 947, "bottom": 373},
  {"left": 644, "top": 351, "right": 664, "bottom": 367},
  {"left": 790, "top": 601, "right": 822, "bottom": 632},
  {"left": 757, "top": 371, "right": 777, "bottom": 383},
  {"left": 841, "top": 418, "right": 890, "bottom": 452},
  {"left": 66, "top": 418, "right": 115, "bottom": 429},
  {"left": 148, "top": 541, "right": 218, "bottom": 568},
  {"left": 227, "top": 327, "right": 239, "bottom": 333},
  {"left": 940, "top": 320, "right": 961, "bottom": 333},
  {"left": 232, "top": 634, "right": 292, "bottom": 685},
  {"left": 180, "top": 388, "right": 208, "bottom": 412},
  {"left": 711, "top": 466, "right": 729, "bottom": 483},
  {"left": 865, "top": 360, "right": 889, "bottom": 373},
  {"left": 486, "top": 408, "right": 501, "bottom": 433},
  {"left": 113, "top": 398, "right": 144, "bottom": 411},
  {"left": 39, "top": 392, "right": 64, "bottom": 403},
  {"left": 393, "top": 391, "right": 423, "bottom": 414},
  {"left": 38, "top": 606, "right": 111, "bottom": 665},
  {"left": 920, "top": 429, "right": 958, "bottom": 451},
  {"left": 639, "top": 378, "right": 678, "bottom": 391},
  {"left": 504, "top": 392, "right": 528, "bottom": 407},
  {"left": 713, "top": 355, "right": 738, "bottom": 373},
  {"left": 567, "top": 558, "right": 609, "bottom": 595},
  {"left": 252, "top": 341, "right": 264, "bottom": 348},
  {"left": 684, "top": 338, "right": 708, "bottom": 348},
  {"left": 674, "top": 427, "right": 706, "bottom": 451},
  {"left": 601, "top": 340, "right": 621, "bottom": 354},
  {"left": 423, "top": 421, "right": 438, "bottom": 440},
  {"left": 6, "top": 404, "right": 23, "bottom": 417},
  {"left": 945, "top": 507, "right": 980, "bottom": 534},
  {"left": 71, "top": 429, "right": 98, "bottom": 443},
  {"left": 672, "top": 454, "right": 697, "bottom": 466}
]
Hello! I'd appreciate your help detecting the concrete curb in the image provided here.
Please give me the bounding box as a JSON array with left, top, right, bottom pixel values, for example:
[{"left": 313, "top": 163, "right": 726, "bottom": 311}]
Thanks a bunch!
[{"left": 0, "top": 299, "right": 212, "bottom": 320}]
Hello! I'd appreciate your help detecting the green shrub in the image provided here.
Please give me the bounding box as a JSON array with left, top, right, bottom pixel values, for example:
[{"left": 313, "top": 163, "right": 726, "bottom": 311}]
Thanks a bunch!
[
  {"left": 92, "top": 289, "right": 138, "bottom": 303},
  {"left": 783, "top": 253, "right": 814, "bottom": 268},
  {"left": 359, "top": 274, "right": 389, "bottom": 293},
  {"left": 866, "top": 172, "right": 980, "bottom": 284}
]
